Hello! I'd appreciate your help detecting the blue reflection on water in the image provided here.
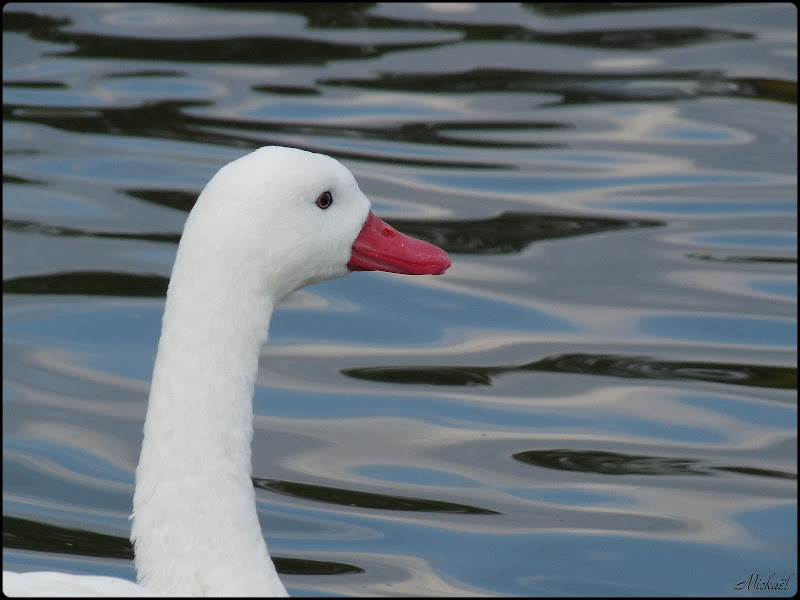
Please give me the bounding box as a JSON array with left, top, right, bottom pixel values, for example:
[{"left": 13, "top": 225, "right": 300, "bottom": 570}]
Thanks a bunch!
[
  {"left": 249, "top": 101, "right": 455, "bottom": 120},
  {"left": 639, "top": 315, "right": 796, "bottom": 347},
  {"left": 4, "top": 303, "right": 160, "bottom": 348},
  {"left": 3, "top": 185, "right": 107, "bottom": 217},
  {"left": 419, "top": 172, "right": 769, "bottom": 195},
  {"left": 353, "top": 465, "right": 477, "bottom": 488},
  {"left": 4, "top": 437, "right": 133, "bottom": 485},
  {"left": 596, "top": 200, "right": 795, "bottom": 215},
  {"left": 749, "top": 280, "right": 797, "bottom": 299},
  {"left": 508, "top": 487, "right": 636, "bottom": 506},
  {"left": 257, "top": 388, "right": 726, "bottom": 444},
  {"left": 734, "top": 505, "right": 797, "bottom": 552},
  {"left": 679, "top": 395, "right": 796, "bottom": 429},
  {"left": 4, "top": 441, "right": 131, "bottom": 512},
  {"left": 272, "top": 275, "right": 576, "bottom": 346},
  {"left": 695, "top": 232, "right": 797, "bottom": 248}
]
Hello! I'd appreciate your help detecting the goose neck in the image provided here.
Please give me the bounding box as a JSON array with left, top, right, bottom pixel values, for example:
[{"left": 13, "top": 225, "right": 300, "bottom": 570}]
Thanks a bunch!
[{"left": 132, "top": 281, "right": 286, "bottom": 595}]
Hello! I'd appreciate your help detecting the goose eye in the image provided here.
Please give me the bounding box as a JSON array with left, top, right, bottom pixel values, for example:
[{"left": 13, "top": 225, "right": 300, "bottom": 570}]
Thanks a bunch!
[{"left": 316, "top": 191, "right": 333, "bottom": 210}]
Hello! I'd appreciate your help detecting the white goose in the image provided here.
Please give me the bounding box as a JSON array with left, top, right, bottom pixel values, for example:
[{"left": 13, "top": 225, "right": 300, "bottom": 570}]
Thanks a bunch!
[{"left": 3, "top": 146, "right": 451, "bottom": 597}]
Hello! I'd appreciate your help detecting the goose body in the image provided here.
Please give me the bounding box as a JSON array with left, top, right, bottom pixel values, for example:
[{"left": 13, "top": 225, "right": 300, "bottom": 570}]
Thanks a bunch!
[{"left": 3, "top": 146, "right": 450, "bottom": 596}]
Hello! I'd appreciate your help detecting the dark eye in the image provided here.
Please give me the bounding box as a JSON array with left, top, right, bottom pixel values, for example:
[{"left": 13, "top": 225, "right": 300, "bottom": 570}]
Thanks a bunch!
[{"left": 316, "top": 191, "right": 333, "bottom": 210}]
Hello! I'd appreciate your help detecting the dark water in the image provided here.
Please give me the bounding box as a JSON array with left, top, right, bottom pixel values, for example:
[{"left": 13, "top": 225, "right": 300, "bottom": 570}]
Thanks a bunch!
[{"left": 2, "top": 3, "right": 797, "bottom": 596}]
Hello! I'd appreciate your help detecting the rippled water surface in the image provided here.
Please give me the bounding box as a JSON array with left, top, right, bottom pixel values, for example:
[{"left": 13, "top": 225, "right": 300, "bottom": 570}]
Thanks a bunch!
[{"left": 3, "top": 3, "right": 797, "bottom": 596}]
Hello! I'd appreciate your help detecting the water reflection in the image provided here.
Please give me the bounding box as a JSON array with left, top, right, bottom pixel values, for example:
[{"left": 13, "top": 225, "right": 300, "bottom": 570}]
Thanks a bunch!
[
  {"left": 343, "top": 353, "right": 797, "bottom": 390},
  {"left": 255, "top": 478, "right": 500, "bottom": 515},
  {"left": 324, "top": 66, "right": 797, "bottom": 107},
  {"left": 393, "top": 212, "right": 662, "bottom": 254},
  {"left": 3, "top": 2, "right": 796, "bottom": 596},
  {"left": 3, "top": 516, "right": 132, "bottom": 560},
  {"left": 3, "top": 271, "right": 168, "bottom": 297},
  {"left": 513, "top": 449, "right": 797, "bottom": 479}
]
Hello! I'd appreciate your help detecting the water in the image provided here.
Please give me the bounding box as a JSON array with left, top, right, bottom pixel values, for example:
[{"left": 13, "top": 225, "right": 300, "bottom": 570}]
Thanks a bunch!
[{"left": 2, "top": 2, "right": 796, "bottom": 596}]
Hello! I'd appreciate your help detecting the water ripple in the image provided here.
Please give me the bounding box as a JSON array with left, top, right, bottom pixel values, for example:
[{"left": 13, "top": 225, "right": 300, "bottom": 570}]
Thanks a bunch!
[{"left": 3, "top": 2, "right": 796, "bottom": 596}]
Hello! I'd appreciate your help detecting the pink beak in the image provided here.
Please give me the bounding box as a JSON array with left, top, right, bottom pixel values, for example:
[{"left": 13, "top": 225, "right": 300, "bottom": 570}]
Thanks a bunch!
[{"left": 348, "top": 212, "right": 450, "bottom": 275}]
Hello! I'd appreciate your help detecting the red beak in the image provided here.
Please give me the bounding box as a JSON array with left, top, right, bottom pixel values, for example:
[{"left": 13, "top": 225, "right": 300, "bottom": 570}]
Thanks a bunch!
[{"left": 348, "top": 212, "right": 450, "bottom": 275}]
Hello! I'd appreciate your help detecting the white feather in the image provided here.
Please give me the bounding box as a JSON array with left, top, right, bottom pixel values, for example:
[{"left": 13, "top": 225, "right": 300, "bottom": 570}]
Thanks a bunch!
[{"left": 4, "top": 147, "right": 435, "bottom": 596}]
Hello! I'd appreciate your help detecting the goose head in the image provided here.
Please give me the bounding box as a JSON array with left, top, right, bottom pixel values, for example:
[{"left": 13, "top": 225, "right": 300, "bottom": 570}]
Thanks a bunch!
[{"left": 172, "top": 146, "right": 450, "bottom": 304}]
